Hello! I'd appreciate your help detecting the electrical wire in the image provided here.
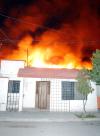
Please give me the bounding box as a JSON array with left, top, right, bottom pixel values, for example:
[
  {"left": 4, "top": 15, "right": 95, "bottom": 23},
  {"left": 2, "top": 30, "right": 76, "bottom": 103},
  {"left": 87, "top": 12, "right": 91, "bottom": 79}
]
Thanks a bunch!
[
  {"left": 0, "top": 12, "right": 63, "bottom": 34},
  {"left": 0, "top": 12, "right": 100, "bottom": 45}
]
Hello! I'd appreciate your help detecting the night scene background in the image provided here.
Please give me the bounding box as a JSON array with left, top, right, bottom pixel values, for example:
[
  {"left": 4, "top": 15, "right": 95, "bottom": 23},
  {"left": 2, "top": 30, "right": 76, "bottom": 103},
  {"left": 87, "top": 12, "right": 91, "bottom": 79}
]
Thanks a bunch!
[{"left": 0, "top": 0, "right": 100, "bottom": 69}]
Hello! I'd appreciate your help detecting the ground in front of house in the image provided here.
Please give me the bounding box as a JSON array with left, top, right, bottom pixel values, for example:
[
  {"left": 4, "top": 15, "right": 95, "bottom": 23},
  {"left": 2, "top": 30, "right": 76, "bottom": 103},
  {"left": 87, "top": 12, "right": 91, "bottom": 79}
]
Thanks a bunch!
[{"left": 0, "top": 121, "right": 100, "bottom": 136}]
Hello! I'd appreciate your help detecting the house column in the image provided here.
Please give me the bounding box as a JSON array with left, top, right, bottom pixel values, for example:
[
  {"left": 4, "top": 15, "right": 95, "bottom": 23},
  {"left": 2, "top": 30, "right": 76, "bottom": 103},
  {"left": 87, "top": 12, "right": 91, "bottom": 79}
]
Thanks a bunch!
[
  {"left": 19, "top": 78, "right": 24, "bottom": 111},
  {"left": 96, "top": 85, "right": 100, "bottom": 111}
]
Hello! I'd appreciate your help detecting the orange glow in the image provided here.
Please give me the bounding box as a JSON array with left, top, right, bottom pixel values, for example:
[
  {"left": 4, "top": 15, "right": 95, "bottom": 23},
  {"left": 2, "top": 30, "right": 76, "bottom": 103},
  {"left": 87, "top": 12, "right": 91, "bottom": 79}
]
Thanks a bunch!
[
  {"left": 1, "top": 1, "right": 100, "bottom": 70},
  {"left": 6, "top": 34, "right": 92, "bottom": 69}
]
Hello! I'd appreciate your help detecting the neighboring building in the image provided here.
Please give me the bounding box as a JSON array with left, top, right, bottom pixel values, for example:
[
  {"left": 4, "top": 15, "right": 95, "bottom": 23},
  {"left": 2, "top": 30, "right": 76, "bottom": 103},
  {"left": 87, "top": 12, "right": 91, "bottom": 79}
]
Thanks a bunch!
[
  {"left": 0, "top": 60, "right": 98, "bottom": 112},
  {"left": 0, "top": 60, "right": 24, "bottom": 111}
]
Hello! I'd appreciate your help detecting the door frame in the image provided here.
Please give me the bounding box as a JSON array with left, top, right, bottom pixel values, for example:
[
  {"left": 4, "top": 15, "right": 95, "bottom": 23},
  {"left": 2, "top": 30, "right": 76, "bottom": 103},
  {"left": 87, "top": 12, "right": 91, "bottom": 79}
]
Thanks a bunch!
[{"left": 35, "top": 81, "right": 50, "bottom": 110}]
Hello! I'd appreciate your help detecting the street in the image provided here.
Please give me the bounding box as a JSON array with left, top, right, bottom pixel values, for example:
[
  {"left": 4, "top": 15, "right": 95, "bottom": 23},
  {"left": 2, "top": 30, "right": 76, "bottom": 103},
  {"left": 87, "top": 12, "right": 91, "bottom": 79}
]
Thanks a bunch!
[{"left": 0, "top": 121, "right": 100, "bottom": 136}]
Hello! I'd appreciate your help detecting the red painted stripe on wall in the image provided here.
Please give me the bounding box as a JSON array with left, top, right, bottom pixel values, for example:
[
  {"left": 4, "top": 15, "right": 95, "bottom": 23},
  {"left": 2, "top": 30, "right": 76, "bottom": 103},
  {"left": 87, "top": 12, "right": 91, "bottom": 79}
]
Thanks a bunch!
[{"left": 97, "top": 97, "right": 100, "bottom": 109}]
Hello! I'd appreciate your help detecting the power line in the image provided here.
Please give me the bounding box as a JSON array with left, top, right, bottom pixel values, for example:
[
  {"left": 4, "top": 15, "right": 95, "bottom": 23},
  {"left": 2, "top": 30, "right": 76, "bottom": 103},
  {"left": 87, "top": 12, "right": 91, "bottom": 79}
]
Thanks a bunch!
[
  {"left": 0, "top": 28, "right": 10, "bottom": 40},
  {"left": 0, "top": 38, "right": 100, "bottom": 44},
  {"left": 0, "top": 12, "right": 63, "bottom": 34},
  {"left": 0, "top": 39, "right": 100, "bottom": 43},
  {"left": 0, "top": 28, "right": 15, "bottom": 44},
  {"left": 0, "top": 28, "right": 100, "bottom": 44},
  {"left": 0, "top": 13, "right": 100, "bottom": 45}
]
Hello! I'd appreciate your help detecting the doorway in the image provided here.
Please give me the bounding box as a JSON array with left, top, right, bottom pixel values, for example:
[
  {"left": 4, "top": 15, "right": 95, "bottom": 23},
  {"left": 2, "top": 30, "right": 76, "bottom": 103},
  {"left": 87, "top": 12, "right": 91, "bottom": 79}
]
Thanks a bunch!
[{"left": 35, "top": 81, "right": 50, "bottom": 110}]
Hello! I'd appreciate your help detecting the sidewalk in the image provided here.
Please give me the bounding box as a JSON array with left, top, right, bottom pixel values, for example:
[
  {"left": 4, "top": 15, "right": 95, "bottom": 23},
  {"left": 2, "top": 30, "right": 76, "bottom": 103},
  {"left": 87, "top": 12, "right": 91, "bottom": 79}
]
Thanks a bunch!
[{"left": 0, "top": 111, "right": 100, "bottom": 122}]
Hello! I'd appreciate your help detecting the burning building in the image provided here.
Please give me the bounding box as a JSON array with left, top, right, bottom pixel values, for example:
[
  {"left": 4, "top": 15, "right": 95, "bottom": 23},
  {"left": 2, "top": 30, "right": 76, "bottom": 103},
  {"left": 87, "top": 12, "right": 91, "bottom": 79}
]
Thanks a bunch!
[{"left": 0, "top": 0, "right": 100, "bottom": 69}]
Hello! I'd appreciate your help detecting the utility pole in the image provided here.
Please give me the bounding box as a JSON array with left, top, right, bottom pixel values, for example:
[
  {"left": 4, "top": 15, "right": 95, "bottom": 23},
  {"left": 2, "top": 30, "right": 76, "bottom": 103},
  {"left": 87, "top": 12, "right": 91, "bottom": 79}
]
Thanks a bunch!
[{"left": 26, "top": 48, "right": 29, "bottom": 67}]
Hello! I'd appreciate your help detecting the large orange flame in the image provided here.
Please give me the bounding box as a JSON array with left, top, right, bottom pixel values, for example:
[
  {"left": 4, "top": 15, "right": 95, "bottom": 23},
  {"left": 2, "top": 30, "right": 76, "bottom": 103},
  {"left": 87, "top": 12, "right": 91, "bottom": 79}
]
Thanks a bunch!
[
  {"left": 7, "top": 35, "right": 92, "bottom": 69},
  {"left": 0, "top": 0, "right": 100, "bottom": 69}
]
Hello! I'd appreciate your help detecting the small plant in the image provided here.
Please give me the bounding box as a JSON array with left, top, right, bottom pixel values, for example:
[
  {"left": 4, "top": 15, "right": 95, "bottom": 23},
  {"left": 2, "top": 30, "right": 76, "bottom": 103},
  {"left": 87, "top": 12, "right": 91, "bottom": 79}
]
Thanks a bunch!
[
  {"left": 76, "top": 69, "right": 94, "bottom": 113},
  {"left": 75, "top": 113, "right": 96, "bottom": 119}
]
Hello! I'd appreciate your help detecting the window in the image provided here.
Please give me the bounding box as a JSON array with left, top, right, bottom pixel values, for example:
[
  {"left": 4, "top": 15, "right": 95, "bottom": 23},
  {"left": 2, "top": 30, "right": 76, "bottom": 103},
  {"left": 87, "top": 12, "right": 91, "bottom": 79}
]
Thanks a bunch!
[
  {"left": 62, "top": 81, "right": 84, "bottom": 100},
  {"left": 8, "top": 80, "right": 20, "bottom": 93},
  {"left": 62, "top": 81, "right": 74, "bottom": 100}
]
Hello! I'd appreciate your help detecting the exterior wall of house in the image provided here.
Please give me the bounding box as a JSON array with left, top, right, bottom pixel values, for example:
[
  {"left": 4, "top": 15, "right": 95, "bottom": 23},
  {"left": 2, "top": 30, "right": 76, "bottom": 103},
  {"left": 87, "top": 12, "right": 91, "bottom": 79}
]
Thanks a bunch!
[
  {"left": 96, "top": 85, "right": 100, "bottom": 110},
  {"left": 0, "top": 77, "right": 8, "bottom": 111},
  {"left": 0, "top": 60, "right": 97, "bottom": 112},
  {"left": 8, "top": 77, "right": 24, "bottom": 111},
  {"left": 22, "top": 78, "right": 97, "bottom": 112},
  {"left": 0, "top": 60, "right": 25, "bottom": 111},
  {"left": 69, "top": 82, "right": 97, "bottom": 112},
  {"left": 50, "top": 79, "right": 97, "bottom": 112},
  {"left": 23, "top": 78, "right": 36, "bottom": 109},
  {"left": 22, "top": 78, "right": 69, "bottom": 110},
  {"left": 0, "top": 77, "right": 24, "bottom": 112},
  {"left": 85, "top": 82, "right": 97, "bottom": 111},
  {"left": 50, "top": 78, "right": 70, "bottom": 112},
  {"left": 0, "top": 60, "right": 24, "bottom": 77}
]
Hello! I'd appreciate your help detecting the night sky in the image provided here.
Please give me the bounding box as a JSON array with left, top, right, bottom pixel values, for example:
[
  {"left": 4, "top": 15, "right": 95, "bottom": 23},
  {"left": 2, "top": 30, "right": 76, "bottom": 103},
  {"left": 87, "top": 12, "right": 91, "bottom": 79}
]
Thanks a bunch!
[{"left": 0, "top": 0, "right": 100, "bottom": 68}]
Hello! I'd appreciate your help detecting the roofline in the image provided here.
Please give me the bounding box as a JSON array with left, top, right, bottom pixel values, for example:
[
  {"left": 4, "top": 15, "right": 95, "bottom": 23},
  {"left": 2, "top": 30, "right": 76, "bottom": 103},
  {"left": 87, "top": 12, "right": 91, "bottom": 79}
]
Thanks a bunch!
[
  {"left": 18, "top": 67, "right": 79, "bottom": 79},
  {"left": 24, "top": 66, "right": 80, "bottom": 71},
  {"left": 0, "top": 59, "right": 25, "bottom": 62}
]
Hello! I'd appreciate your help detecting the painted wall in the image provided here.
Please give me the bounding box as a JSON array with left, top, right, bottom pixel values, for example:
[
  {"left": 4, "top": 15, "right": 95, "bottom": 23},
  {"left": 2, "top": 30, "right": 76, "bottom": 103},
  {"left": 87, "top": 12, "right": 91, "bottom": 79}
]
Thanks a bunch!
[
  {"left": 0, "top": 60, "right": 24, "bottom": 77},
  {"left": 0, "top": 60, "right": 25, "bottom": 111},
  {"left": 50, "top": 79, "right": 97, "bottom": 112},
  {"left": 23, "top": 78, "right": 36, "bottom": 109},
  {"left": 8, "top": 77, "right": 24, "bottom": 111},
  {"left": 96, "top": 85, "right": 100, "bottom": 110},
  {"left": 22, "top": 78, "right": 97, "bottom": 112},
  {"left": 0, "top": 77, "right": 8, "bottom": 111}
]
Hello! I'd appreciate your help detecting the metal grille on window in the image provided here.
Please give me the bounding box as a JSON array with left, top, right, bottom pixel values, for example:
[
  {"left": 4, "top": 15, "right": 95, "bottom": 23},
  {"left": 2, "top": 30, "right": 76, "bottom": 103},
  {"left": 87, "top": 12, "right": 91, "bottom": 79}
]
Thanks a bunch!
[
  {"left": 6, "top": 80, "right": 20, "bottom": 111},
  {"left": 62, "top": 81, "right": 74, "bottom": 100}
]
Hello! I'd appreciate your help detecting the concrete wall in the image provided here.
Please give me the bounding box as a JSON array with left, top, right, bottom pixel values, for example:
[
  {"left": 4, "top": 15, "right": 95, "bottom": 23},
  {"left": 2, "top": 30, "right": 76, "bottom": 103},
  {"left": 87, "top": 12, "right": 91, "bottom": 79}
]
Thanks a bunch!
[
  {"left": 50, "top": 79, "right": 97, "bottom": 112},
  {"left": 22, "top": 78, "right": 97, "bottom": 112},
  {"left": 50, "top": 78, "right": 73, "bottom": 112},
  {"left": 0, "top": 60, "right": 25, "bottom": 111},
  {"left": 23, "top": 78, "right": 36, "bottom": 108},
  {"left": 0, "top": 60, "right": 97, "bottom": 112},
  {"left": 85, "top": 82, "right": 97, "bottom": 111},
  {"left": 0, "top": 77, "right": 24, "bottom": 111},
  {"left": 96, "top": 85, "right": 100, "bottom": 110},
  {"left": 0, "top": 60, "right": 24, "bottom": 77},
  {"left": 8, "top": 77, "right": 24, "bottom": 111},
  {"left": 0, "top": 77, "right": 8, "bottom": 111}
]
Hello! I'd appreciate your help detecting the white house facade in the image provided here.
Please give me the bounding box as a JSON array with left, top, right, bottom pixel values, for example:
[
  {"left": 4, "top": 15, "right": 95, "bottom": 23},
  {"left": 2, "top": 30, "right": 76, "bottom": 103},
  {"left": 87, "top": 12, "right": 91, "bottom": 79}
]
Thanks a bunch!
[
  {"left": 0, "top": 60, "right": 98, "bottom": 112},
  {"left": 0, "top": 60, "right": 24, "bottom": 111}
]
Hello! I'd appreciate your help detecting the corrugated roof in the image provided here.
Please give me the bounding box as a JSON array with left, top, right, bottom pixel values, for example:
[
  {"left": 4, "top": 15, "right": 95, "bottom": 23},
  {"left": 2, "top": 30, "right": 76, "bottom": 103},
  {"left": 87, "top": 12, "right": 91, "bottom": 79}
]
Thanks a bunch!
[{"left": 18, "top": 67, "right": 79, "bottom": 79}]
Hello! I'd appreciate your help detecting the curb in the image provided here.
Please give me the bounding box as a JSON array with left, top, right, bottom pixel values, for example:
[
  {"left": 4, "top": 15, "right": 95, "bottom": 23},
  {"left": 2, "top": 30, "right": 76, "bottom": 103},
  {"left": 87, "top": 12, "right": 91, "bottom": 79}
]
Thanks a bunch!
[
  {"left": 0, "top": 118, "right": 81, "bottom": 122},
  {"left": 0, "top": 118, "right": 100, "bottom": 122}
]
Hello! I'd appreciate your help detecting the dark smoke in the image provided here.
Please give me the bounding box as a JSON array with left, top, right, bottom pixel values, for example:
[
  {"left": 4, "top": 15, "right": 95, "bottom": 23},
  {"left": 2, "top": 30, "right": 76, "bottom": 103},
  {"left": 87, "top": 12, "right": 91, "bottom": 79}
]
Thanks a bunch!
[{"left": 0, "top": 0, "right": 100, "bottom": 66}]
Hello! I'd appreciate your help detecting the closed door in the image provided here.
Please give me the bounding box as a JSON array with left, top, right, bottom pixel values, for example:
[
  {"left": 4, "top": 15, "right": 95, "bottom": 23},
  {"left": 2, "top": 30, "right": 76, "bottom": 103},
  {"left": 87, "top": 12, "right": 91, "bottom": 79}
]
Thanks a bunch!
[{"left": 36, "top": 81, "right": 50, "bottom": 109}]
